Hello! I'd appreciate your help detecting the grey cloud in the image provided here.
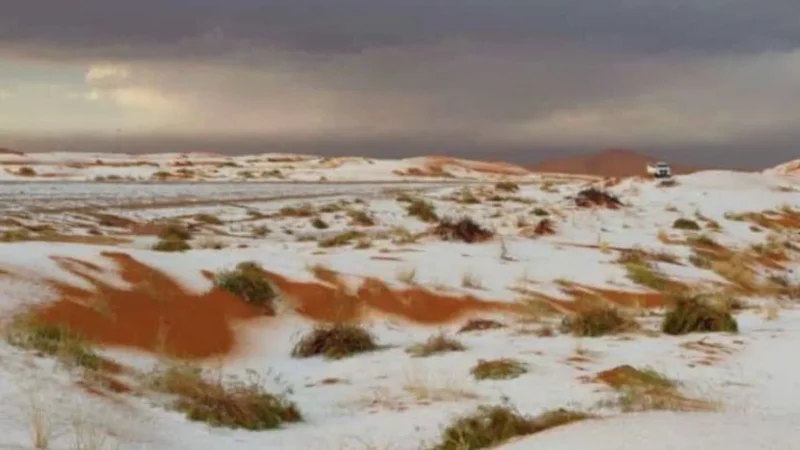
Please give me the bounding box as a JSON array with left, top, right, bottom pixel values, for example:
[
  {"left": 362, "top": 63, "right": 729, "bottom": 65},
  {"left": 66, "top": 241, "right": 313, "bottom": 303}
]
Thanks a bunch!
[{"left": 3, "top": 0, "right": 800, "bottom": 58}]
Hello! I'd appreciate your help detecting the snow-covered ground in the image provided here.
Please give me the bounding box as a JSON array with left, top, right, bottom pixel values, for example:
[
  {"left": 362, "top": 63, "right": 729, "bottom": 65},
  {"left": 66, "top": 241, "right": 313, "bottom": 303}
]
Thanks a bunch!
[
  {"left": 0, "top": 152, "right": 566, "bottom": 183},
  {"left": 0, "top": 168, "right": 799, "bottom": 449}
]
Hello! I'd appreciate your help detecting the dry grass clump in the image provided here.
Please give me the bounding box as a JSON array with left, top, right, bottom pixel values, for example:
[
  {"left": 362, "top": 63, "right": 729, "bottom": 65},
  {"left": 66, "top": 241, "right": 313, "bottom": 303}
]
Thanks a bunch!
[
  {"left": 279, "top": 203, "right": 316, "bottom": 217},
  {"left": 347, "top": 209, "right": 376, "bottom": 226},
  {"left": 17, "top": 166, "right": 37, "bottom": 176},
  {"left": 461, "top": 272, "right": 483, "bottom": 289},
  {"left": 6, "top": 317, "right": 101, "bottom": 370},
  {"left": 434, "top": 217, "right": 494, "bottom": 243},
  {"left": 494, "top": 181, "right": 520, "bottom": 193},
  {"left": 595, "top": 365, "right": 714, "bottom": 412},
  {"left": 214, "top": 261, "right": 277, "bottom": 311},
  {"left": 686, "top": 233, "right": 718, "bottom": 247},
  {"left": 406, "top": 199, "right": 439, "bottom": 223},
  {"left": 661, "top": 295, "right": 738, "bottom": 335},
  {"left": 765, "top": 274, "right": 800, "bottom": 299},
  {"left": 153, "top": 222, "right": 193, "bottom": 251},
  {"left": 430, "top": 405, "right": 592, "bottom": 450},
  {"left": 458, "top": 318, "right": 506, "bottom": 333},
  {"left": 625, "top": 261, "right": 672, "bottom": 291},
  {"left": 291, "top": 324, "right": 378, "bottom": 359},
  {"left": 318, "top": 230, "right": 366, "bottom": 248},
  {"left": 194, "top": 213, "right": 223, "bottom": 225},
  {"left": 672, "top": 218, "right": 701, "bottom": 230},
  {"left": 560, "top": 307, "right": 638, "bottom": 337},
  {"left": 152, "top": 238, "right": 191, "bottom": 252},
  {"left": 574, "top": 188, "right": 623, "bottom": 209},
  {"left": 156, "top": 222, "right": 192, "bottom": 241},
  {"left": 470, "top": 358, "right": 528, "bottom": 380},
  {"left": 520, "top": 218, "right": 556, "bottom": 237},
  {"left": 531, "top": 207, "right": 549, "bottom": 216},
  {"left": 455, "top": 189, "right": 482, "bottom": 204},
  {"left": 1, "top": 228, "right": 30, "bottom": 242},
  {"left": 310, "top": 217, "right": 329, "bottom": 229},
  {"left": 406, "top": 333, "right": 467, "bottom": 357},
  {"left": 148, "top": 364, "right": 302, "bottom": 430}
]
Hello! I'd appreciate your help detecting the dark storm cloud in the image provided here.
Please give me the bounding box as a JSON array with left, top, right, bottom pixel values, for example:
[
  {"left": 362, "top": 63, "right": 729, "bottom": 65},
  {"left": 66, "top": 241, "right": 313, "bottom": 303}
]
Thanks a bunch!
[{"left": 3, "top": 0, "right": 800, "bottom": 57}]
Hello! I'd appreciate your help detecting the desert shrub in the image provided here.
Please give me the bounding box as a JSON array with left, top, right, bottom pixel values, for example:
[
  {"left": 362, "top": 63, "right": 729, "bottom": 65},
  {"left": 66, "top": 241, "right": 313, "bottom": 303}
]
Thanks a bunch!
[
  {"left": 251, "top": 225, "right": 270, "bottom": 237},
  {"left": 430, "top": 405, "right": 592, "bottom": 450},
  {"left": 434, "top": 217, "right": 494, "bottom": 243},
  {"left": 560, "top": 307, "right": 637, "bottom": 337},
  {"left": 148, "top": 364, "right": 301, "bottom": 430},
  {"left": 347, "top": 209, "right": 376, "bottom": 226},
  {"left": 194, "top": 214, "right": 223, "bottom": 225},
  {"left": 152, "top": 238, "right": 191, "bottom": 252},
  {"left": 687, "top": 234, "right": 717, "bottom": 247},
  {"left": 625, "top": 262, "right": 671, "bottom": 291},
  {"left": 672, "top": 218, "right": 701, "bottom": 230},
  {"left": 310, "top": 217, "right": 329, "bottom": 229},
  {"left": 456, "top": 189, "right": 481, "bottom": 204},
  {"left": 318, "top": 230, "right": 365, "bottom": 248},
  {"left": 532, "top": 207, "right": 549, "bottom": 216},
  {"left": 574, "top": 188, "right": 622, "bottom": 209},
  {"left": 533, "top": 218, "right": 555, "bottom": 235},
  {"left": 395, "top": 192, "right": 415, "bottom": 203},
  {"left": 407, "top": 199, "right": 439, "bottom": 223},
  {"left": 1, "top": 229, "right": 30, "bottom": 242},
  {"left": 214, "top": 262, "right": 276, "bottom": 309},
  {"left": 458, "top": 319, "right": 505, "bottom": 333},
  {"left": 662, "top": 295, "right": 738, "bottom": 335},
  {"left": 6, "top": 319, "right": 101, "bottom": 370},
  {"left": 279, "top": 203, "right": 316, "bottom": 217},
  {"left": 470, "top": 358, "right": 528, "bottom": 380},
  {"left": 17, "top": 166, "right": 36, "bottom": 176},
  {"left": 157, "top": 222, "right": 192, "bottom": 241},
  {"left": 291, "top": 324, "right": 378, "bottom": 359},
  {"left": 406, "top": 333, "right": 466, "bottom": 357},
  {"left": 596, "top": 365, "right": 715, "bottom": 412},
  {"left": 495, "top": 181, "right": 520, "bottom": 193}
]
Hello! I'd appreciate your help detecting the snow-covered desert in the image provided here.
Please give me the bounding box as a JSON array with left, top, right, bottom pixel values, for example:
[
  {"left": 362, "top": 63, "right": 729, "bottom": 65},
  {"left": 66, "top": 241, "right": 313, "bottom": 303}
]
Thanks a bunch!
[{"left": 0, "top": 151, "right": 799, "bottom": 450}]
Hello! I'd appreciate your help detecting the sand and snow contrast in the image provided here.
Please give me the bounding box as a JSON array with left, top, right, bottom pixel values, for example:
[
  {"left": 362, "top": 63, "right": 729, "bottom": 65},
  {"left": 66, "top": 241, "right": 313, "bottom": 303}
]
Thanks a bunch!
[
  {"left": 0, "top": 163, "right": 799, "bottom": 449},
  {"left": 0, "top": 152, "right": 549, "bottom": 183}
]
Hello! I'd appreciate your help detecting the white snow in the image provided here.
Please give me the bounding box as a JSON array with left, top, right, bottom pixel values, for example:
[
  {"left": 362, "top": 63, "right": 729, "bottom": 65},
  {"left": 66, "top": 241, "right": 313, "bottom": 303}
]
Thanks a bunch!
[{"left": 0, "top": 167, "right": 799, "bottom": 449}]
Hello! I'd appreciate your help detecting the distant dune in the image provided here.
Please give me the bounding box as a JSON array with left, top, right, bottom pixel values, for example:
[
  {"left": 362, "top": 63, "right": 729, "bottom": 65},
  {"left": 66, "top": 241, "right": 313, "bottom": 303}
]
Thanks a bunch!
[{"left": 530, "top": 148, "right": 701, "bottom": 177}]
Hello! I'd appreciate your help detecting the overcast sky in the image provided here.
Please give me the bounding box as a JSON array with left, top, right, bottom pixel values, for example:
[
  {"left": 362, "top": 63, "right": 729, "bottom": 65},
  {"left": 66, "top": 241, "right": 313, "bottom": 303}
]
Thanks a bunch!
[{"left": 2, "top": 1, "right": 800, "bottom": 167}]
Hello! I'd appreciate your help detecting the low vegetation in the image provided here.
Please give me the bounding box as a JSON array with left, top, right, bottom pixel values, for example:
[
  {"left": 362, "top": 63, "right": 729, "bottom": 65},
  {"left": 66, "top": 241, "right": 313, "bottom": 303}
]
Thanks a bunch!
[
  {"left": 148, "top": 363, "right": 302, "bottom": 430},
  {"left": 6, "top": 317, "right": 101, "bottom": 370},
  {"left": 434, "top": 217, "right": 494, "bottom": 243},
  {"left": 310, "top": 217, "right": 329, "bottom": 229},
  {"left": 152, "top": 238, "right": 191, "bottom": 252},
  {"left": 574, "top": 188, "right": 622, "bottom": 209},
  {"left": 347, "top": 209, "right": 376, "bottom": 226},
  {"left": 318, "top": 230, "right": 366, "bottom": 248},
  {"left": 625, "top": 261, "right": 672, "bottom": 291},
  {"left": 560, "top": 307, "right": 638, "bottom": 337},
  {"left": 157, "top": 222, "right": 192, "bottom": 241},
  {"left": 662, "top": 295, "right": 738, "bottom": 335},
  {"left": 406, "top": 199, "right": 439, "bottom": 223},
  {"left": 459, "top": 318, "right": 506, "bottom": 333},
  {"left": 194, "top": 214, "right": 223, "bottom": 225},
  {"left": 430, "top": 405, "right": 592, "bottom": 450},
  {"left": 406, "top": 333, "right": 466, "bottom": 357},
  {"left": 214, "top": 261, "right": 277, "bottom": 310},
  {"left": 596, "top": 365, "right": 715, "bottom": 412},
  {"left": 470, "top": 358, "right": 528, "bottom": 380},
  {"left": 494, "top": 181, "right": 520, "bottom": 193},
  {"left": 291, "top": 323, "right": 378, "bottom": 359},
  {"left": 672, "top": 218, "right": 701, "bottom": 230},
  {"left": 279, "top": 203, "right": 316, "bottom": 217}
]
